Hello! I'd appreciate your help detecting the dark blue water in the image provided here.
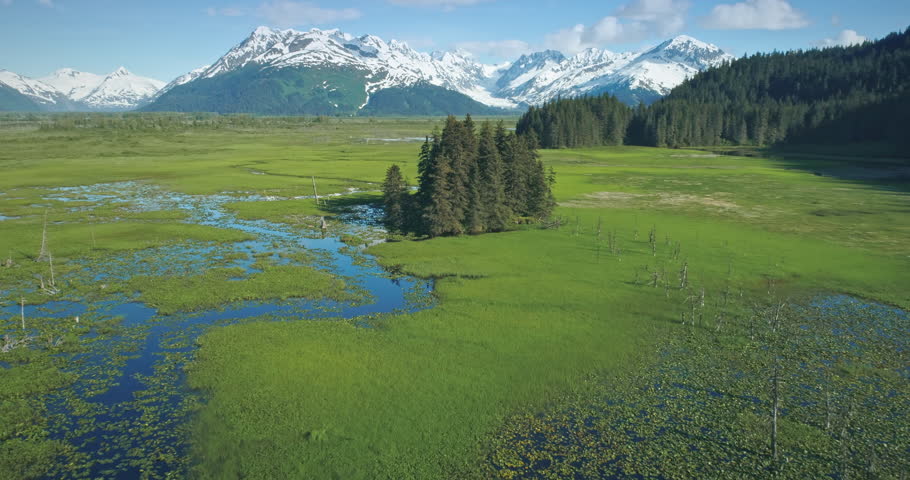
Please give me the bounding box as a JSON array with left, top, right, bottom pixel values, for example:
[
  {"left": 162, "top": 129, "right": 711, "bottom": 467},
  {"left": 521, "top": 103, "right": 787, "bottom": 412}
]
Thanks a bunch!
[{"left": 1, "top": 183, "right": 435, "bottom": 479}]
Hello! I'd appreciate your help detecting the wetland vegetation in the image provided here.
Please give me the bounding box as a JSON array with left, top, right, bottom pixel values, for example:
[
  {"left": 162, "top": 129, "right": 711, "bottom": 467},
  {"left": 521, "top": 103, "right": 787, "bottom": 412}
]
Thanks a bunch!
[{"left": 0, "top": 113, "right": 907, "bottom": 479}]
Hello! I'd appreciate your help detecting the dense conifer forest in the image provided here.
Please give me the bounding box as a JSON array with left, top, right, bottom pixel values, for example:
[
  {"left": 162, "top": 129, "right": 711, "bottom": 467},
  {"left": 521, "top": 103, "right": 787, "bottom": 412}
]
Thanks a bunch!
[
  {"left": 517, "top": 27, "right": 910, "bottom": 152},
  {"left": 383, "top": 115, "right": 555, "bottom": 236}
]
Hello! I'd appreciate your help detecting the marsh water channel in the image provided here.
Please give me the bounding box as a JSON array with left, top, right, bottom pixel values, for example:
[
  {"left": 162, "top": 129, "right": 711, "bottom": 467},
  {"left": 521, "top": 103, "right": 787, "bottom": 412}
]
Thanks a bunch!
[{"left": 1, "top": 182, "right": 434, "bottom": 478}]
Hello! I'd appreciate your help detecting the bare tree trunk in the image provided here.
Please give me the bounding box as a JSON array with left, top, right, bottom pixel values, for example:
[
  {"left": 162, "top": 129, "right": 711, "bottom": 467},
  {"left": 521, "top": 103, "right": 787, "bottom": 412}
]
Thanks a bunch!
[
  {"left": 312, "top": 176, "right": 320, "bottom": 206},
  {"left": 20, "top": 297, "right": 25, "bottom": 329},
  {"left": 48, "top": 251, "right": 56, "bottom": 287},
  {"left": 37, "top": 209, "right": 49, "bottom": 262},
  {"left": 825, "top": 384, "right": 832, "bottom": 431},
  {"left": 772, "top": 363, "right": 780, "bottom": 464}
]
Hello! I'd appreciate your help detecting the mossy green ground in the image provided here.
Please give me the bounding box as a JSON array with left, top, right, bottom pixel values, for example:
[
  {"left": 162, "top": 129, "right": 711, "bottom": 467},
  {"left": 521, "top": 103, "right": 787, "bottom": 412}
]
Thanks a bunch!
[
  {"left": 119, "top": 261, "right": 358, "bottom": 315},
  {"left": 1, "top": 117, "right": 908, "bottom": 478}
]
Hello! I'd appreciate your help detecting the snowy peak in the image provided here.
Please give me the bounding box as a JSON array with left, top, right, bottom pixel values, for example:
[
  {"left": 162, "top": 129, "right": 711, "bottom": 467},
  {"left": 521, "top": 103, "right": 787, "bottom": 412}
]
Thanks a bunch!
[
  {"left": 82, "top": 68, "right": 165, "bottom": 109},
  {"left": 109, "top": 66, "right": 132, "bottom": 77},
  {"left": 608, "top": 36, "right": 733, "bottom": 100},
  {"left": 0, "top": 69, "right": 65, "bottom": 105},
  {"left": 175, "top": 26, "right": 519, "bottom": 109},
  {"left": 641, "top": 35, "right": 730, "bottom": 69},
  {"left": 162, "top": 27, "right": 730, "bottom": 111},
  {"left": 498, "top": 37, "right": 732, "bottom": 106},
  {"left": 1, "top": 67, "right": 165, "bottom": 110},
  {"left": 496, "top": 50, "right": 566, "bottom": 92},
  {"left": 40, "top": 68, "right": 104, "bottom": 100}
]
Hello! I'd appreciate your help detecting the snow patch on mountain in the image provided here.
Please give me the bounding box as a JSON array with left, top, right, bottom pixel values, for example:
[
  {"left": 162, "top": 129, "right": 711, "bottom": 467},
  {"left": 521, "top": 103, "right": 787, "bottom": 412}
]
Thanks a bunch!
[
  {"left": 0, "top": 70, "right": 65, "bottom": 105},
  {"left": 80, "top": 67, "right": 166, "bottom": 109},
  {"left": 0, "top": 67, "right": 165, "bottom": 110},
  {"left": 170, "top": 27, "right": 731, "bottom": 110}
]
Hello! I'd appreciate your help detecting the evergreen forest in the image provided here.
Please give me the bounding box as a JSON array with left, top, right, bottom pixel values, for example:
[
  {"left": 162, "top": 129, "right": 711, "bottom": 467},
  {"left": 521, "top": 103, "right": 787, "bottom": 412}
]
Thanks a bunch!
[
  {"left": 383, "top": 115, "right": 555, "bottom": 236},
  {"left": 516, "top": 27, "right": 910, "bottom": 152}
]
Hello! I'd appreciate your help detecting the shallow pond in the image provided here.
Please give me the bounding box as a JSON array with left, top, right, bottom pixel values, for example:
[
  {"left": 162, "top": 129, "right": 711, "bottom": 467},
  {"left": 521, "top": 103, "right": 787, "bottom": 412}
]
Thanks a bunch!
[{"left": 1, "top": 182, "right": 434, "bottom": 479}]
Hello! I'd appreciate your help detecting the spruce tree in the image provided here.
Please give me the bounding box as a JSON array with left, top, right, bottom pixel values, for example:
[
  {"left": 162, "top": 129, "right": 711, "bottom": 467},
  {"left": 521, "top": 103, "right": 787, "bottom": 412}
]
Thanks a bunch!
[
  {"left": 382, "top": 164, "right": 407, "bottom": 233},
  {"left": 477, "top": 121, "right": 511, "bottom": 231},
  {"left": 422, "top": 153, "right": 462, "bottom": 237}
]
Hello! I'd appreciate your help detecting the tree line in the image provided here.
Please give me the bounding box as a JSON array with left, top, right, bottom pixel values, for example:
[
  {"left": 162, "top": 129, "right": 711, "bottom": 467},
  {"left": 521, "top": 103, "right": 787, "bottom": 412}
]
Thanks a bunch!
[
  {"left": 517, "top": 27, "right": 910, "bottom": 153},
  {"left": 383, "top": 115, "right": 555, "bottom": 237}
]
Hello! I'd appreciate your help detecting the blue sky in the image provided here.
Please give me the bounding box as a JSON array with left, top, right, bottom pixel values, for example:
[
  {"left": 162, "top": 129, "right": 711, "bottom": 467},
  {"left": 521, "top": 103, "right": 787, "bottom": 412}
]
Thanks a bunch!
[{"left": 1, "top": 0, "right": 908, "bottom": 82}]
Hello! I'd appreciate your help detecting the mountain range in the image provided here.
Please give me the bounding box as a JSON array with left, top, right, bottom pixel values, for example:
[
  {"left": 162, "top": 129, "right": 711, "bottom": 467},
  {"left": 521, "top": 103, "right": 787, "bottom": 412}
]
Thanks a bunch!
[
  {"left": 0, "top": 67, "right": 165, "bottom": 112},
  {"left": 0, "top": 27, "right": 732, "bottom": 115}
]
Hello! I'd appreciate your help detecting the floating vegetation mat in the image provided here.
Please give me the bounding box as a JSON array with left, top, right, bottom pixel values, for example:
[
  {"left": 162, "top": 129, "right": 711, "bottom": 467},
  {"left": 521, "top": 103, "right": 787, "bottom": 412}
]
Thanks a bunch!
[{"left": 487, "top": 295, "right": 909, "bottom": 479}]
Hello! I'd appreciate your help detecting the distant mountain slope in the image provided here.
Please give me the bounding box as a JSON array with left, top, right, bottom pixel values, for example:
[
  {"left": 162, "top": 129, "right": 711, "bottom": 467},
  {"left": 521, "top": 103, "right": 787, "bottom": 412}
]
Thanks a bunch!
[
  {"left": 503, "top": 36, "right": 732, "bottom": 106},
  {"left": 145, "top": 65, "right": 372, "bottom": 115},
  {"left": 359, "top": 83, "right": 506, "bottom": 116},
  {"left": 2, "top": 28, "right": 730, "bottom": 114},
  {"left": 145, "top": 27, "right": 730, "bottom": 115},
  {"left": 0, "top": 67, "right": 165, "bottom": 111},
  {"left": 0, "top": 70, "right": 71, "bottom": 109},
  {"left": 0, "top": 83, "right": 41, "bottom": 111},
  {"left": 149, "top": 26, "right": 518, "bottom": 113}
]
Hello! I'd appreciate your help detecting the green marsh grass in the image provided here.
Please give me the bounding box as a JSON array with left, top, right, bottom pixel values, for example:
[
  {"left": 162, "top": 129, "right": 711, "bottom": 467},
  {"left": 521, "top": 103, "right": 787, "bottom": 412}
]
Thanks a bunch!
[{"left": 1, "top": 117, "right": 907, "bottom": 478}]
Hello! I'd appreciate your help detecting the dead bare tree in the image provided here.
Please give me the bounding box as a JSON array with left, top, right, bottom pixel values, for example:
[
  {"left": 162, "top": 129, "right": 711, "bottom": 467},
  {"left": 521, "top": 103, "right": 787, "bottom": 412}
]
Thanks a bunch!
[
  {"left": 650, "top": 267, "right": 661, "bottom": 288},
  {"left": 649, "top": 225, "right": 657, "bottom": 256},
  {"left": 20, "top": 297, "right": 25, "bottom": 329},
  {"left": 311, "top": 176, "right": 321, "bottom": 206},
  {"left": 772, "top": 359, "right": 780, "bottom": 464},
  {"left": 2, "top": 334, "right": 34, "bottom": 353},
  {"left": 36, "top": 209, "right": 49, "bottom": 262}
]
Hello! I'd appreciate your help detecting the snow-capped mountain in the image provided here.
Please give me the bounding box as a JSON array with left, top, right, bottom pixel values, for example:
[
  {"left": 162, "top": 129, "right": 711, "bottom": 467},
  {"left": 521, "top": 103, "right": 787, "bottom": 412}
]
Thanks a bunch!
[
  {"left": 502, "top": 36, "right": 732, "bottom": 105},
  {"left": 78, "top": 67, "right": 166, "bottom": 109},
  {"left": 39, "top": 68, "right": 104, "bottom": 101},
  {"left": 2, "top": 27, "right": 730, "bottom": 114},
  {"left": 0, "top": 69, "right": 70, "bottom": 107},
  {"left": 153, "top": 27, "right": 731, "bottom": 114},
  {"left": 155, "top": 26, "right": 518, "bottom": 108},
  {"left": 495, "top": 50, "right": 566, "bottom": 96},
  {"left": 0, "top": 67, "right": 165, "bottom": 111}
]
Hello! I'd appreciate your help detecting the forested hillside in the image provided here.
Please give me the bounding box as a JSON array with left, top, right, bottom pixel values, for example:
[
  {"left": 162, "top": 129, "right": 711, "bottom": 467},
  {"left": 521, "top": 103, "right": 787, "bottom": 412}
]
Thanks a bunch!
[{"left": 518, "top": 27, "right": 910, "bottom": 153}]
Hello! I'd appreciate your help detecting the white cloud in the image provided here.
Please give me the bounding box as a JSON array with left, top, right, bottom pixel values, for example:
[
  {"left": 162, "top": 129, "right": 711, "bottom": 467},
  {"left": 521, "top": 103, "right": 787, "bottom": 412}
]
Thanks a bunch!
[
  {"left": 456, "top": 39, "right": 531, "bottom": 59},
  {"left": 816, "top": 29, "right": 867, "bottom": 48},
  {"left": 206, "top": 6, "right": 246, "bottom": 16},
  {"left": 545, "top": 0, "right": 689, "bottom": 54},
  {"left": 615, "top": 0, "right": 687, "bottom": 35},
  {"left": 37, "top": 0, "right": 53, "bottom": 6},
  {"left": 256, "top": 1, "right": 361, "bottom": 28},
  {"left": 387, "top": 0, "right": 489, "bottom": 11},
  {"left": 702, "top": 0, "right": 808, "bottom": 30}
]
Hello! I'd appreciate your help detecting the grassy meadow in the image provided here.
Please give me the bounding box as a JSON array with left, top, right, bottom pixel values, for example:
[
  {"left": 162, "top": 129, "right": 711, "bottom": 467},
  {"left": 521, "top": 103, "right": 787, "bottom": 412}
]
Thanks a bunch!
[{"left": 1, "top": 115, "right": 907, "bottom": 478}]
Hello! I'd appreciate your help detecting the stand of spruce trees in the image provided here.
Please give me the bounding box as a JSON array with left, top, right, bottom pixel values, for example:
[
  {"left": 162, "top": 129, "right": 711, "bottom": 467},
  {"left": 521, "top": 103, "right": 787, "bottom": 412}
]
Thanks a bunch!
[
  {"left": 383, "top": 115, "right": 555, "bottom": 237},
  {"left": 517, "top": 27, "right": 910, "bottom": 153}
]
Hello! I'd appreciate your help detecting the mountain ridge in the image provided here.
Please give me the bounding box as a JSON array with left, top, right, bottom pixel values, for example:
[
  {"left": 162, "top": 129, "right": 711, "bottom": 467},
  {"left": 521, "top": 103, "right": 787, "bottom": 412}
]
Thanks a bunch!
[
  {"left": 0, "top": 67, "right": 164, "bottom": 111},
  {"left": 1, "top": 27, "right": 732, "bottom": 114}
]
